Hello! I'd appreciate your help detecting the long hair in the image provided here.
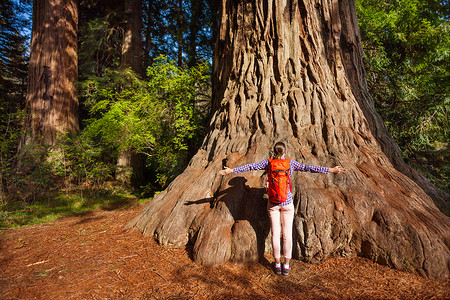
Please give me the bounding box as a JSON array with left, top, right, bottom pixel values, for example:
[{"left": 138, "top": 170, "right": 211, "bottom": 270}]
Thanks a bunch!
[{"left": 273, "top": 142, "right": 286, "bottom": 159}]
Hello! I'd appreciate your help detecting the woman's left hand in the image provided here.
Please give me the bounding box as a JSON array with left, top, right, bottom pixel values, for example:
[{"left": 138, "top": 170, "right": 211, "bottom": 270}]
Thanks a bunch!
[{"left": 219, "top": 167, "right": 234, "bottom": 175}]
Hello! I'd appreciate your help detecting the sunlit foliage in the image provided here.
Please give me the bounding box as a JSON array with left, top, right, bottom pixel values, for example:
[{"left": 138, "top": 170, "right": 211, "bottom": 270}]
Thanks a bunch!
[
  {"left": 78, "top": 56, "right": 210, "bottom": 189},
  {"left": 356, "top": 0, "right": 449, "bottom": 190}
]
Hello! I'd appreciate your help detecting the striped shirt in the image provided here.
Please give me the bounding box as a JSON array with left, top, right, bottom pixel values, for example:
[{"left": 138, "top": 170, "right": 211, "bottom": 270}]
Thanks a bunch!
[{"left": 233, "top": 159, "right": 329, "bottom": 206}]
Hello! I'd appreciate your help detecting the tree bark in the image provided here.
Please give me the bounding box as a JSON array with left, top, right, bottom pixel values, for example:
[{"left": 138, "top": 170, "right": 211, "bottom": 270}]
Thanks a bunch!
[
  {"left": 122, "top": 0, "right": 144, "bottom": 76},
  {"left": 128, "top": 0, "right": 450, "bottom": 279},
  {"left": 23, "top": 0, "right": 79, "bottom": 146}
]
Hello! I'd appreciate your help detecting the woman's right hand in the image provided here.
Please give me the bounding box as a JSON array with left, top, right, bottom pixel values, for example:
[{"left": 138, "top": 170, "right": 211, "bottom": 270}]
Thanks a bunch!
[{"left": 330, "top": 166, "right": 348, "bottom": 174}]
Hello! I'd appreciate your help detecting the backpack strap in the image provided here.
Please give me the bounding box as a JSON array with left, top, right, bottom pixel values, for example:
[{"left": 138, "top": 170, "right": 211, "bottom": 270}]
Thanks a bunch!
[{"left": 285, "top": 159, "right": 292, "bottom": 193}]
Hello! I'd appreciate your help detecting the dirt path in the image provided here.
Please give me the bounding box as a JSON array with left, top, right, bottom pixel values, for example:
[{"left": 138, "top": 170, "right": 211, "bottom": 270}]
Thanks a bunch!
[{"left": 1, "top": 201, "right": 448, "bottom": 299}]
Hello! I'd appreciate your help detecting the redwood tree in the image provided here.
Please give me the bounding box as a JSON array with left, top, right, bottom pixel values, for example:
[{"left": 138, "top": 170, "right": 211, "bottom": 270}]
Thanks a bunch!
[
  {"left": 122, "top": 0, "right": 144, "bottom": 75},
  {"left": 23, "top": 0, "right": 79, "bottom": 146},
  {"left": 128, "top": 0, "right": 449, "bottom": 279}
]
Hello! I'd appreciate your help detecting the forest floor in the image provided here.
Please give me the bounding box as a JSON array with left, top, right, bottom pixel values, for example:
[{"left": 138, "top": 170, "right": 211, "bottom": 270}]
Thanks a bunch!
[{"left": 1, "top": 199, "right": 448, "bottom": 299}]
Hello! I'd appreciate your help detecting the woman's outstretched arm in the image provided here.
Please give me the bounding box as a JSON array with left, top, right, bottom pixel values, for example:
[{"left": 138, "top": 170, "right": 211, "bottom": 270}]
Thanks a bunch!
[{"left": 219, "top": 159, "right": 269, "bottom": 175}]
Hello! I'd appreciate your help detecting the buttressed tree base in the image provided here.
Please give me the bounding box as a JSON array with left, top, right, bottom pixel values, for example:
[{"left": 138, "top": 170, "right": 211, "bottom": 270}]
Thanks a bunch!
[{"left": 128, "top": 0, "right": 449, "bottom": 279}]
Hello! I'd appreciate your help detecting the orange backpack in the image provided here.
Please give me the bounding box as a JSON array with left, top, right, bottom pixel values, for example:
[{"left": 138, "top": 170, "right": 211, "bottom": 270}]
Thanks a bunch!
[{"left": 267, "top": 158, "right": 292, "bottom": 204}]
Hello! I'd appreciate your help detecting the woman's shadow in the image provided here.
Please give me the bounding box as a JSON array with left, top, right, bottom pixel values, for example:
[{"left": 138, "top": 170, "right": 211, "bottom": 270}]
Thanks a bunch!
[{"left": 185, "top": 176, "right": 271, "bottom": 268}]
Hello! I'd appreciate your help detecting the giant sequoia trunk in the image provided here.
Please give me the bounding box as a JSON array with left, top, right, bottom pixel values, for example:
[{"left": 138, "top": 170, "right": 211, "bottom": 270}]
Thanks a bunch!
[
  {"left": 23, "top": 0, "right": 79, "bottom": 146},
  {"left": 128, "top": 0, "right": 450, "bottom": 279}
]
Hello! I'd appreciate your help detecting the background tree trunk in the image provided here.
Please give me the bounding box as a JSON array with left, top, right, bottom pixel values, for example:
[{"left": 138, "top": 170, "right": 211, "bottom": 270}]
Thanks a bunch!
[
  {"left": 23, "top": 0, "right": 79, "bottom": 146},
  {"left": 128, "top": 0, "right": 449, "bottom": 279},
  {"left": 116, "top": 0, "right": 145, "bottom": 185},
  {"left": 176, "top": 0, "right": 184, "bottom": 67},
  {"left": 122, "top": 0, "right": 144, "bottom": 75},
  {"left": 186, "top": 0, "right": 200, "bottom": 68}
]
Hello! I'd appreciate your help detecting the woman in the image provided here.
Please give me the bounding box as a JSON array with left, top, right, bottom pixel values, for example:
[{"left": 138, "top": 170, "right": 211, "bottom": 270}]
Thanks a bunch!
[{"left": 219, "top": 142, "right": 347, "bottom": 276}]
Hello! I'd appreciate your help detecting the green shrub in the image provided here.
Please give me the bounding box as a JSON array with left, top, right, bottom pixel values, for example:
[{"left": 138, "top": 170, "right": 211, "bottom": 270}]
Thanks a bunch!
[{"left": 78, "top": 56, "right": 211, "bottom": 191}]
